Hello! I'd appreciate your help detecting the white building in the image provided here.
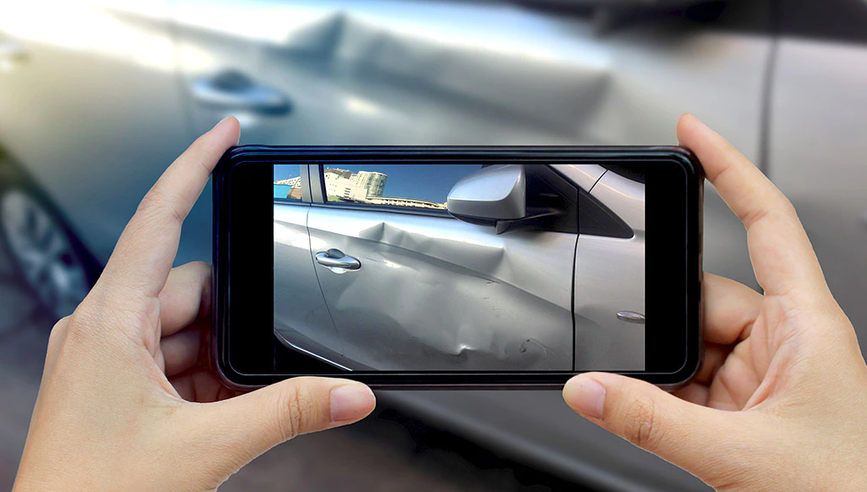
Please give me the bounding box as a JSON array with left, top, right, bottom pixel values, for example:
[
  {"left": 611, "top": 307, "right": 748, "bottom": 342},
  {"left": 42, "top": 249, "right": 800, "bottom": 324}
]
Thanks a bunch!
[
  {"left": 316, "top": 169, "right": 443, "bottom": 209},
  {"left": 323, "top": 168, "right": 388, "bottom": 201},
  {"left": 355, "top": 171, "right": 387, "bottom": 197},
  {"left": 274, "top": 176, "right": 302, "bottom": 187}
]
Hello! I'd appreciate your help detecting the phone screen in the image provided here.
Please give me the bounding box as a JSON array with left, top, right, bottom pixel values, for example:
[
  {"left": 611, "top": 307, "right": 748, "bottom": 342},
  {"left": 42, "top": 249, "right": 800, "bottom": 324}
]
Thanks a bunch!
[{"left": 214, "top": 147, "right": 701, "bottom": 388}]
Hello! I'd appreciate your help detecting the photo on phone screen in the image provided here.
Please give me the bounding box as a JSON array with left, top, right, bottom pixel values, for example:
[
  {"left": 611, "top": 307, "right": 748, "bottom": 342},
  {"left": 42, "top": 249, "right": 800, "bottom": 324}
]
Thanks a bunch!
[
  {"left": 215, "top": 147, "right": 700, "bottom": 387},
  {"left": 271, "top": 163, "right": 645, "bottom": 372}
]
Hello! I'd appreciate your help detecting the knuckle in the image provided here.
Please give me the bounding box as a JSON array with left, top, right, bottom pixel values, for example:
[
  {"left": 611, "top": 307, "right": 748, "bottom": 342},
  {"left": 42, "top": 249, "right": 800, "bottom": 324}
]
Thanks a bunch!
[
  {"left": 46, "top": 316, "right": 71, "bottom": 350},
  {"left": 739, "top": 194, "right": 799, "bottom": 230},
  {"left": 773, "top": 194, "right": 800, "bottom": 222},
  {"left": 135, "top": 186, "right": 165, "bottom": 217},
  {"left": 50, "top": 315, "right": 71, "bottom": 334},
  {"left": 136, "top": 185, "right": 184, "bottom": 224},
  {"left": 60, "top": 300, "right": 116, "bottom": 344},
  {"left": 189, "top": 260, "right": 211, "bottom": 273},
  {"left": 621, "top": 397, "right": 663, "bottom": 449},
  {"left": 274, "top": 384, "right": 315, "bottom": 441},
  {"left": 62, "top": 309, "right": 93, "bottom": 343},
  {"left": 778, "top": 197, "right": 799, "bottom": 221}
]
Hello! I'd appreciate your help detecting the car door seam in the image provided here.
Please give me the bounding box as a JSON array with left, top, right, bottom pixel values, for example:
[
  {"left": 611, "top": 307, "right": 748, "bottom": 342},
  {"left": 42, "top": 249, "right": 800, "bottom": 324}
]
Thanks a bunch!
[
  {"left": 587, "top": 169, "right": 608, "bottom": 193},
  {"left": 306, "top": 207, "right": 343, "bottom": 356}
]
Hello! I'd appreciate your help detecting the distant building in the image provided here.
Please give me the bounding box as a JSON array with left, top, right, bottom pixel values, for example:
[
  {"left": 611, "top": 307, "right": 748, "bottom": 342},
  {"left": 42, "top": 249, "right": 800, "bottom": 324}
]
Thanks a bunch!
[
  {"left": 286, "top": 187, "right": 303, "bottom": 200},
  {"left": 299, "top": 168, "right": 444, "bottom": 210},
  {"left": 274, "top": 176, "right": 302, "bottom": 187},
  {"left": 364, "top": 197, "right": 446, "bottom": 210},
  {"left": 355, "top": 171, "right": 387, "bottom": 198},
  {"left": 323, "top": 168, "right": 388, "bottom": 201},
  {"left": 323, "top": 168, "right": 353, "bottom": 180}
]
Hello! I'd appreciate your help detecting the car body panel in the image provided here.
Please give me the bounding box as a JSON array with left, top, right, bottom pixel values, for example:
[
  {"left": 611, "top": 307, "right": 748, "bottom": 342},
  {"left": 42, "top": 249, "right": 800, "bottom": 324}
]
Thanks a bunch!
[
  {"left": 766, "top": 38, "right": 867, "bottom": 347},
  {"left": 550, "top": 164, "right": 608, "bottom": 193},
  {"left": 0, "top": 0, "right": 196, "bottom": 262},
  {"left": 553, "top": 164, "right": 648, "bottom": 371},
  {"left": 573, "top": 170, "right": 646, "bottom": 371},
  {"left": 385, "top": 388, "right": 708, "bottom": 492},
  {"left": 303, "top": 204, "right": 576, "bottom": 371},
  {"left": 273, "top": 202, "right": 344, "bottom": 363}
]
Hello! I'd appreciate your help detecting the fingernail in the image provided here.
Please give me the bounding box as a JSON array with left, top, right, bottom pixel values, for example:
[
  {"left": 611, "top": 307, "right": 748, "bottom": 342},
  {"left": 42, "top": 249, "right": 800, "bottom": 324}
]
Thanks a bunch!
[
  {"left": 211, "top": 116, "right": 230, "bottom": 130},
  {"left": 330, "top": 385, "right": 375, "bottom": 423},
  {"left": 563, "top": 377, "right": 606, "bottom": 420}
]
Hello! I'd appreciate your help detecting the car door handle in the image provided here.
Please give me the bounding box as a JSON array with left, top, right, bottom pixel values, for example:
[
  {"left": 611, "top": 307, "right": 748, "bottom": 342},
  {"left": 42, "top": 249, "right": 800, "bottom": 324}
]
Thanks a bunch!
[
  {"left": 616, "top": 311, "right": 645, "bottom": 324},
  {"left": 0, "top": 39, "right": 29, "bottom": 67},
  {"left": 190, "top": 69, "right": 291, "bottom": 115},
  {"left": 315, "top": 249, "right": 361, "bottom": 272}
]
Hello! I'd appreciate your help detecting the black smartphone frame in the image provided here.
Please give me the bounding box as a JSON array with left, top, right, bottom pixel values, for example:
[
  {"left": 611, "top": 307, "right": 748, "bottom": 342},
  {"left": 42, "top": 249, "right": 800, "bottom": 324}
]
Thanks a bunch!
[{"left": 213, "top": 146, "right": 703, "bottom": 389}]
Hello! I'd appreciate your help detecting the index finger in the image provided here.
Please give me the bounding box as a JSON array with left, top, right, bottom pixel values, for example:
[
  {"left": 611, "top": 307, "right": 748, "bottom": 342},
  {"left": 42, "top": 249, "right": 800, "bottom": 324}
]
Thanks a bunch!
[
  {"left": 98, "top": 117, "right": 240, "bottom": 300},
  {"left": 676, "top": 114, "right": 828, "bottom": 299}
]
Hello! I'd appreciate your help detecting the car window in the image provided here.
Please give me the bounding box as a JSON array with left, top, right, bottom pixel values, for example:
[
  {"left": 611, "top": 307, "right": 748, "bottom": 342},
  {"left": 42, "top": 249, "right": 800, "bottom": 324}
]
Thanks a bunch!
[
  {"left": 321, "top": 164, "right": 481, "bottom": 212},
  {"left": 273, "top": 165, "right": 304, "bottom": 202}
]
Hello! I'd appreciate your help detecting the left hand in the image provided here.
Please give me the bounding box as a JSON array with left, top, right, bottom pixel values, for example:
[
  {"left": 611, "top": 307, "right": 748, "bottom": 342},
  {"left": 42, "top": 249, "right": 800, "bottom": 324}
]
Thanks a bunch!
[{"left": 13, "top": 117, "right": 376, "bottom": 491}]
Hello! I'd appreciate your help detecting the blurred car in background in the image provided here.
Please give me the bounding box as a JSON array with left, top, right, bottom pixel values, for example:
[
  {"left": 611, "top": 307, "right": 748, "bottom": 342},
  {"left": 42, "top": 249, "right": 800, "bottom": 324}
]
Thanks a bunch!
[{"left": 1, "top": 0, "right": 865, "bottom": 490}]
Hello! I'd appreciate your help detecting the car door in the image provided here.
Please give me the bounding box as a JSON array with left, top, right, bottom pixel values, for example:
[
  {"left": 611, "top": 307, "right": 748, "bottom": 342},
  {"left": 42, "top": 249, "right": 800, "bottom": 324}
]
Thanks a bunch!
[
  {"left": 0, "top": 0, "right": 193, "bottom": 263},
  {"left": 171, "top": 0, "right": 416, "bottom": 146},
  {"left": 272, "top": 164, "right": 345, "bottom": 365},
  {"left": 554, "top": 165, "right": 647, "bottom": 371},
  {"left": 306, "top": 164, "right": 577, "bottom": 371},
  {"left": 583, "top": 169, "right": 646, "bottom": 370},
  {"left": 766, "top": 0, "right": 867, "bottom": 345}
]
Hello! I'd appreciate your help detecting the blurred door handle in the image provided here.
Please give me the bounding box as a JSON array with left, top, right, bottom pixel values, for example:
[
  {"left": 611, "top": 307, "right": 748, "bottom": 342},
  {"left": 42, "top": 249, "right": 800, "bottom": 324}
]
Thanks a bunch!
[
  {"left": 0, "top": 39, "right": 29, "bottom": 67},
  {"left": 190, "top": 69, "right": 291, "bottom": 115},
  {"left": 315, "top": 249, "right": 361, "bottom": 272}
]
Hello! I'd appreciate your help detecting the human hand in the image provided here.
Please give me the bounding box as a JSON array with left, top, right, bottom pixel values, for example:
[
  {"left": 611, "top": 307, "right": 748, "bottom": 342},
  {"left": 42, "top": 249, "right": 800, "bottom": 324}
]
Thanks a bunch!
[
  {"left": 13, "top": 117, "right": 376, "bottom": 491},
  {"left": 563, "top": 114, "right": 867, "bottom": 490}
]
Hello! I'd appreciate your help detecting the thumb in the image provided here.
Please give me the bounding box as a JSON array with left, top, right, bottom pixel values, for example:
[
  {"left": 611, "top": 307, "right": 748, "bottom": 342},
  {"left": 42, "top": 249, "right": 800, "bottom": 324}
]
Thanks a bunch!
[
  {"left": 563, "top": 373, "right": 740, "bottom": 477},
  {"left": 197, "top": 377, "right": 375, "bottom": 471}
]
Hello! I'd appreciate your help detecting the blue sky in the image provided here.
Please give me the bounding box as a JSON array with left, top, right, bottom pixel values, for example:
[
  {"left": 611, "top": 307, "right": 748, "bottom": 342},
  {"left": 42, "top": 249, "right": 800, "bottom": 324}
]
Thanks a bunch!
[{"left": 273, "top": 165, "right": 301, "bottom": 182}]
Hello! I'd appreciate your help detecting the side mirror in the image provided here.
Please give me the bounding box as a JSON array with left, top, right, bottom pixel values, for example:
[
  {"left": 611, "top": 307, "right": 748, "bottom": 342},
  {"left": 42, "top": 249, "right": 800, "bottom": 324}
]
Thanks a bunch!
[
  {"left": 447, "top": 165, "right": 527, "bottom": 227},
  {"left": 448, "top": 165, "right": 563, "bottom": 234}
]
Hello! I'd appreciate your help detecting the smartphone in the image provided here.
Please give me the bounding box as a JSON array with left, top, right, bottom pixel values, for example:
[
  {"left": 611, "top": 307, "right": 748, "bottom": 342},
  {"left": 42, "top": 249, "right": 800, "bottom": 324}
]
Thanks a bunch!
[{"left": 213, "top": 146, "right": 703, "bottom": 389}]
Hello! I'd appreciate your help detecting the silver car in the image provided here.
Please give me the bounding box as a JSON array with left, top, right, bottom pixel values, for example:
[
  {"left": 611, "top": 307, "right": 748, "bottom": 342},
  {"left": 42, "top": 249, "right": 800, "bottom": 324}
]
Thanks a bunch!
[
  {"left": 274, "top": 163, "right": 646, "bottom": 372},
  {"left": 1, "top": 0, "right": 865, "bottom": 490}
]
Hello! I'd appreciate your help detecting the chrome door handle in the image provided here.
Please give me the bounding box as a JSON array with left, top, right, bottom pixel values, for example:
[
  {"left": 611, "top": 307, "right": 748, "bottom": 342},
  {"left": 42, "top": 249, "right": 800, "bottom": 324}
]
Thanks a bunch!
[
  {"left": 315, "top": 249, "right": 361, "bottom": 272},
  {"left": 190, "top": 69, "right": 291, "bottom": 115},
  {"left": 616, "top": 311, "right": 645, "bottom": 324}
]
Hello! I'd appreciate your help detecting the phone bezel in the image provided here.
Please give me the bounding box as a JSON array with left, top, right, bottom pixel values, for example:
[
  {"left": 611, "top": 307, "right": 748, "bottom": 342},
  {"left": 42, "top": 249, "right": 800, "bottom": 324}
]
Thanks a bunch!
[{"left": 213, "top": 146, "right": 703, "bottom": 389}]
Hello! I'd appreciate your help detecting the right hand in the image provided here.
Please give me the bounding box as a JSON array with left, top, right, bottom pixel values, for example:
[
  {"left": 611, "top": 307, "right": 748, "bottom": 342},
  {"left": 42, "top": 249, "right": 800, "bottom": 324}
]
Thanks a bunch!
[{"left": 563, "top": 114, "right": 867, "bottom": 490}]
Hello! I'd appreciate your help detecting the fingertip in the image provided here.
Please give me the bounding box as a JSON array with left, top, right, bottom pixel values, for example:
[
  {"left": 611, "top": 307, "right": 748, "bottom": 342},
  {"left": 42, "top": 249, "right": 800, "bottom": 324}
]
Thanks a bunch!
[
  {"left": 563, "top": 374, "right": 606, "bottom": 420},
  {"left": 675, "top": 112, "right": 703, "bottom": 147},
  {"left": 225, "top": 115, "right": 241, "bottom": 142},
  {"left": 330, "top": 383, "right": 376, "bottom": 423},
  {"left": 211, "top": 115, "right": 241, "bottom": 146}
]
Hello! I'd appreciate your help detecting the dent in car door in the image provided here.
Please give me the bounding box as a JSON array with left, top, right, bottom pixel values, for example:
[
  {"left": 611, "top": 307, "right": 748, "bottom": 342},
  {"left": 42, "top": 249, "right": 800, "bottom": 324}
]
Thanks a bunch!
[
  {"left": 306, "top": 166, "right": 576, "bottom": 371},
  {"left": 171, "top": 1, "right": 385, "bottom": 145}
]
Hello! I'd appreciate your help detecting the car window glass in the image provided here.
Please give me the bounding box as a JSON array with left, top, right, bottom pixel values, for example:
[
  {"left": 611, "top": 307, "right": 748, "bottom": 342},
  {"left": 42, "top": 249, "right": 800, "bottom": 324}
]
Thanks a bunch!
[
  {"left": 322, "top": 164, "right": 481, "bottom": 212},
  {"left": 273, "top": 165, "right": 304, "bottom": 202}
]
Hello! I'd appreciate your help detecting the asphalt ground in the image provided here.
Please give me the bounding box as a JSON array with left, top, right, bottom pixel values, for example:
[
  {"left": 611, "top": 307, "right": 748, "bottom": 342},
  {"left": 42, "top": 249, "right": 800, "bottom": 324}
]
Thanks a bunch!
[{"left": 0, "top": 262, "right": 595, "bottom": 491}]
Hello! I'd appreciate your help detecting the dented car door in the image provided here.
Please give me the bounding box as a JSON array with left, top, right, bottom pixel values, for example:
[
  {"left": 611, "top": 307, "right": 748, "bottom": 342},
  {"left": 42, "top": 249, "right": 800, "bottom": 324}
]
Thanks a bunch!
[{"left": 305, "top": 164, "right": 577, "bottom": 371}]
